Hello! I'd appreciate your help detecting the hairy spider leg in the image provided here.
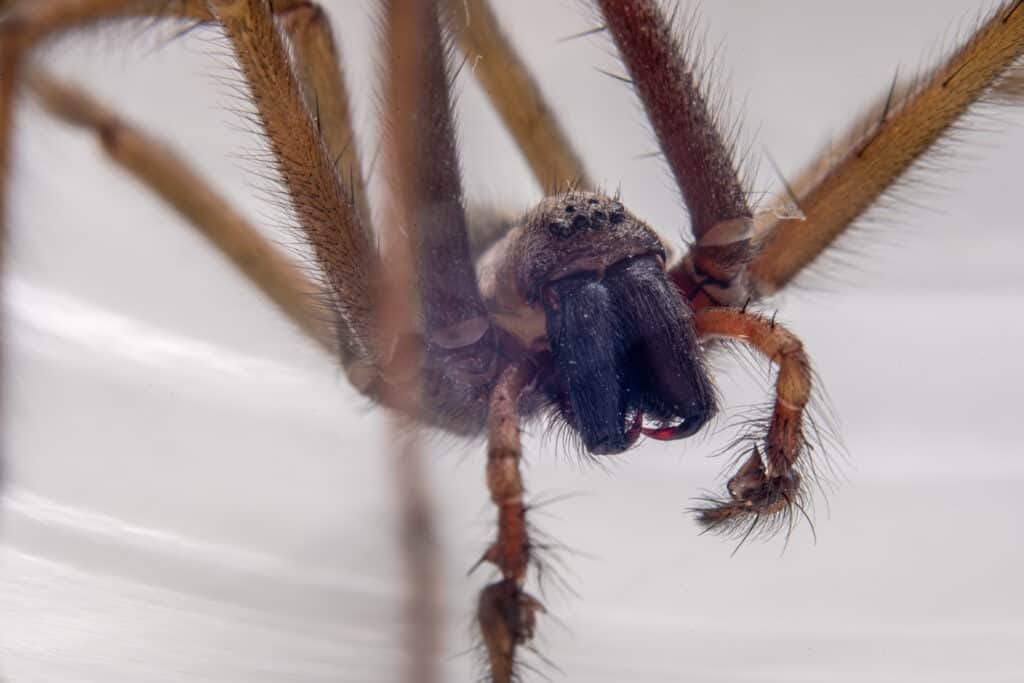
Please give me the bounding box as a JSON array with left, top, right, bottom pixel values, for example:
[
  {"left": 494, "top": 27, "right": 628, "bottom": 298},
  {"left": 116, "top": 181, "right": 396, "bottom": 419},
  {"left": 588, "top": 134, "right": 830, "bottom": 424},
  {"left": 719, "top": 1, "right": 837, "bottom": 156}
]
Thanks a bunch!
[
  {"left": 598, "top": 0, "right": 755, "bottom": 303},
  {"left": 2, "top": 2, "right": 439, "bottom": 680},
  {"left": 749, "top": 0, "right": 1024, "bottom": 296},
  {"left": 693, "top": 308, "right": 813, "bottom": 532},
  {"left": 0, "top": 0, "right": 374, "bottom": 372},
  {"left": 476, "top": 359, "right": 542, "bottom": 683},
  {"left": 26, "top": 71, "right": 336, "bottom": 352},
  {"left": 442, "top": 0, "right": 592, "bottom": 194},
  {"left": 593, "top": 0, "right": 816, "bottom": 529}
]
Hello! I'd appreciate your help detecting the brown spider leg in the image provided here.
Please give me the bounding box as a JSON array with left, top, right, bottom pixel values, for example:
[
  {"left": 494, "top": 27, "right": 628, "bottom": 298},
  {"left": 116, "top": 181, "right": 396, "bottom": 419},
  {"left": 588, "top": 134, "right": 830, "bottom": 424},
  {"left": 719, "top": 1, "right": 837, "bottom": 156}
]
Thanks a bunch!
[
  {"left": 212, "top": 3, "right": 443, "bottom": 678},
  {"left": 0, "top": 0, "right": 318, "bottom": 28},
  {"left": 0, "top": 0, "right": 341, "bottom": 36},
  {"left": 25, "top": 70, "right": 339, "bottom": 353},
  {"left": 377, "top": 0, "right": 500, "bottom": 437},
  {"left": 375, "top": 6, "right": 456, "bottom": 679},
  {"left": 0, "top": 0, "right": 388, "bottom": 386},
  {"left": 692, "top": 308, "right": 813, "bottom": 530},
  {"left": 749, "top": 1, "right": 1024, "bottom": 296},
  {"left": 388, "top": 417, "right": 440, "bottom": 683},
  {"left": 209, "top": 0, "right": 377, "bottom": 368},
  {"left": 0, "top": 0, "right": 388, "bottom": 384},
  {"left": 597, "top": 0, "right": 755, "bottom": 307},
  {"left": 274, "top": 0, "right": 381, "bottom": 383},
  {"left": 377, "top": 190, "right": 441, "bottom": 683},
  {"left": 476, "top": 359, "right": 542, "bottom": 683},
  {"left": 383, "top": 0, "right": 491, "bottom": 348},
  {"left": 442, "top": 0, "right": 592, "bottom": 194},
  {"left": 377, "top": 156, "right": 440, "bottom": 683},
  {"left": 443, "top": 0, "right": 593, "bottom": 257},
  {"left": 0, "top": 0, "right": 210, "bottom": 38},
  {"left": 278, "top": 1, "right": 372, "bottom": 236}
]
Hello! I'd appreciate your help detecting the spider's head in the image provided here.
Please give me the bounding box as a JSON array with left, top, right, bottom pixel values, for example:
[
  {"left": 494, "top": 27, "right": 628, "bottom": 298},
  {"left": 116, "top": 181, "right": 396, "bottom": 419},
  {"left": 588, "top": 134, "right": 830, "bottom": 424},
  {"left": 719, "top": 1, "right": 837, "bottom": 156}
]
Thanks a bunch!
[{"left": 485, "top": 191, "right": 716, "bottom": 455}]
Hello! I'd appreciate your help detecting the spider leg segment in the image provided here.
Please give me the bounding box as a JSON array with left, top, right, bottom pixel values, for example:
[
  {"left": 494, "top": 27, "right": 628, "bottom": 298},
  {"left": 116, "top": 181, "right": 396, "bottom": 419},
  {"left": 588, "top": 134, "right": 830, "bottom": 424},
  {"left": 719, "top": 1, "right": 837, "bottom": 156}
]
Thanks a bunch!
[
  {"left": 374, "top": 7, "right": 446, "bottom": 682},
  {"left": 25, "top": 70, "right": 336, "bottom": 353},
  {"left": 442, "top": 0, "right": 591, "bottom": 193},
  {"left": 0, "top": 0, "right": 209, "bottom": 57},
  {"left": 693, "top": 308, "right": 813, "bottom": 530},
  {"left": 444, "top": 0, "right": 594, "bottom": 262},
  {"left": 279, "top": 1, "right": 372, "bottom": 235},
  {"left": 275, "top": 0, "right": 380, "bottom": 378},
  {"left": 597, "top": 0, "right": 755, "bottom": 309},
  {"left": 0, "top": 0, "right": 384, "bottom": 378},
  {"left": 376, "top": 0, "right": 503, "bottom": 438},
  {"left": 381, "top": 0, "right": 491, "bottom": 353},
  {"left": 476, "top": 359, "right": 542, "bottom": 683},
  {"left": 749, "top": 1, "right": 1024, "bottom": 295},
  {"left": 209, "top": 0, "right": 378, "bottom": 364}
]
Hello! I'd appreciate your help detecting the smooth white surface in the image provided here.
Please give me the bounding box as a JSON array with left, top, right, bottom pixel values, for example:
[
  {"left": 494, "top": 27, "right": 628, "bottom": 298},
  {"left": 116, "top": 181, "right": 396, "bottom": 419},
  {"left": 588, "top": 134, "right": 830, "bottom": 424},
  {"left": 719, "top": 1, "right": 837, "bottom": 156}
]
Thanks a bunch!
[{"left": 3, "top": 2, "right": 1023, "bottom": 681}]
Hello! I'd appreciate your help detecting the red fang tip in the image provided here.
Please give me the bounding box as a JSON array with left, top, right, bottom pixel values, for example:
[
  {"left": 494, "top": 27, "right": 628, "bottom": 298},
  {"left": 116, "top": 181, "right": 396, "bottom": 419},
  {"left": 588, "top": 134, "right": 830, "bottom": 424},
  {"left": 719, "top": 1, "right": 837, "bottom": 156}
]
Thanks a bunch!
[{"left": 642, "top": 422, "right": 693, "bottom": 441}]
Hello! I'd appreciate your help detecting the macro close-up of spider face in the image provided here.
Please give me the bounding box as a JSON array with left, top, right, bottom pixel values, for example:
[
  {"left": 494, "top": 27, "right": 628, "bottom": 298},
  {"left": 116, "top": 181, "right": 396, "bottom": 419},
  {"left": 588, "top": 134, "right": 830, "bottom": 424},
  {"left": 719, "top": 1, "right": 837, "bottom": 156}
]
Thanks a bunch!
[{"left": 3, "top": 1, "right": 1024, "bottom": 682}]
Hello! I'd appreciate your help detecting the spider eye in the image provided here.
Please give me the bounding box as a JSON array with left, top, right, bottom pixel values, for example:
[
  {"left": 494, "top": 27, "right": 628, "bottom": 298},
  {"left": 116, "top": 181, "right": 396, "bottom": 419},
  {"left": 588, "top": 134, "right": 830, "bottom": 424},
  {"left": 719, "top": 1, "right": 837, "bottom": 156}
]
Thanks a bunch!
[{"left": 513, "top": 191, "right": 667, "bottom": 304}]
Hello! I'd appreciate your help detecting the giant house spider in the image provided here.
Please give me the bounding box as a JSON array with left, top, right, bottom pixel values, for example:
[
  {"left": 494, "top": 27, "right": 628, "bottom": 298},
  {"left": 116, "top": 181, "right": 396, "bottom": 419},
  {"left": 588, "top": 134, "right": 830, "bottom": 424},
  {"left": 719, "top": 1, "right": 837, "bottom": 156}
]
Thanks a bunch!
[{"left": 2, "top": 1, "right": 1023, "bottom": 682}]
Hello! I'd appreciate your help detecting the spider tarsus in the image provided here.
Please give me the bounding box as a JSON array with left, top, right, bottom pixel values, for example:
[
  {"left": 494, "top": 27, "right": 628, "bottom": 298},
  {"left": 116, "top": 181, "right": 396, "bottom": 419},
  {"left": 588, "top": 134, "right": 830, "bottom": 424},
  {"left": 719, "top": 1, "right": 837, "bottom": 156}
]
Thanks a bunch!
[
  {"left": 693, "top": 445, "right": 806, "bottom": 544},
  {"left": 478, "top": 579, "right": 545, "bottom": 683}
]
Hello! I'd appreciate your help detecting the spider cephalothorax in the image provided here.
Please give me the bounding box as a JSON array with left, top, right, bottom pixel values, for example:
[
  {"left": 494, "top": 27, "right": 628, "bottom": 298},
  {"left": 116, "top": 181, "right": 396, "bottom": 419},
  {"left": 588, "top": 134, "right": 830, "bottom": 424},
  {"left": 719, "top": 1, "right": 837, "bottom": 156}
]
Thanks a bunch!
[{"left": 481, "top": 190, "right": 715, "bottom": 454}]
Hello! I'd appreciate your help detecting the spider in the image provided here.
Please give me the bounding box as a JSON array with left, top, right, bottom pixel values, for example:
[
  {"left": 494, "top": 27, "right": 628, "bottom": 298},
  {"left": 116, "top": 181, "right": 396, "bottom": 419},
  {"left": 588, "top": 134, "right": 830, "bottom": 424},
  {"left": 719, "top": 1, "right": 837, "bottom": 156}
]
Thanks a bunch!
[{"left": 2, "top": 1, "right": 1024, "bottom": 683}]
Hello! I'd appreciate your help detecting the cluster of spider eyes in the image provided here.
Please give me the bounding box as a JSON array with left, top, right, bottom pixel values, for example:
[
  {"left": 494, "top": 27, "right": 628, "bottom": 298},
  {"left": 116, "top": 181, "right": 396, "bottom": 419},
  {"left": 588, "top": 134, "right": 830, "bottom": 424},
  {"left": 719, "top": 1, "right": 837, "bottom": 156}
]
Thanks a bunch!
[{"left": 546, "top": 197, "right": 627, "bottom": 239}]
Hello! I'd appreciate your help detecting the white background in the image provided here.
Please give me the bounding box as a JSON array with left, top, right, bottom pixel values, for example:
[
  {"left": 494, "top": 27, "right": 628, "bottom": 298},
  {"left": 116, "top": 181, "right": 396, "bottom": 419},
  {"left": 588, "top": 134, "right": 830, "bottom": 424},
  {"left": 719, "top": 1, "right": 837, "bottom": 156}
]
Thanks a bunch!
[{"left": 3, "top": 1, "right": 1023, "bottom": 681}]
